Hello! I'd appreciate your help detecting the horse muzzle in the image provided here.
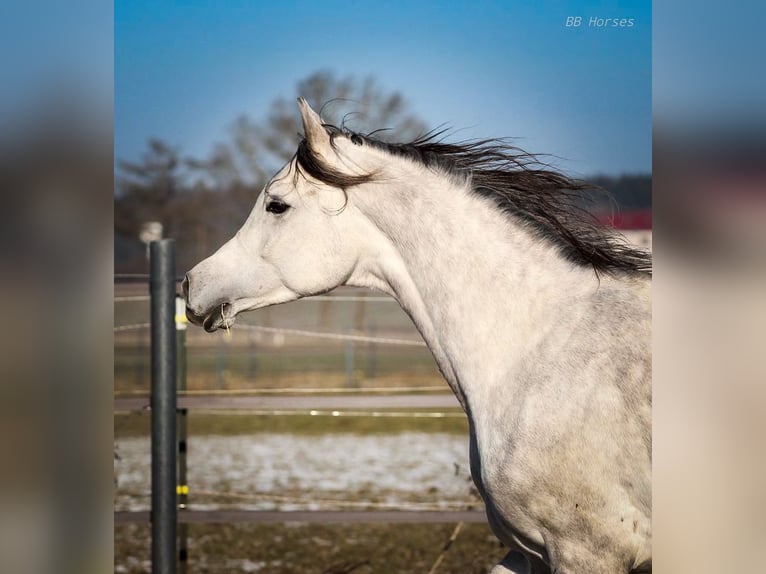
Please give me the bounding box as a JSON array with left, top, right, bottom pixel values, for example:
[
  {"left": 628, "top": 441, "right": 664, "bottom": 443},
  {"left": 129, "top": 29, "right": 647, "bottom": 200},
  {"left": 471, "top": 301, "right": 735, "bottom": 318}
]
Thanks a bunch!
[{"left": 183, "top": 273, "right": 236, "bottom": 333}]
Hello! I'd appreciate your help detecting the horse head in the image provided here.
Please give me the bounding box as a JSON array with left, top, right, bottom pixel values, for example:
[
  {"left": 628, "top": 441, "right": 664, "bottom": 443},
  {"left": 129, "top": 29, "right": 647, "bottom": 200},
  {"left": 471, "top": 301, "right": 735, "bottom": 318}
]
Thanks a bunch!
[{"left": 184, "top": 98, "right": 383, "bottom": 331}]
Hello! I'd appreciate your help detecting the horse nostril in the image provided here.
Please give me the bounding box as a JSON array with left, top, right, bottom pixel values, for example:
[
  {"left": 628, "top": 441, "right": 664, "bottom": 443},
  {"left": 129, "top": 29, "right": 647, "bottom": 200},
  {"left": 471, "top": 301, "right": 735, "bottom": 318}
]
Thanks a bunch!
[{"left": 182, "top": 275, "right": 190, "bottom": 299}]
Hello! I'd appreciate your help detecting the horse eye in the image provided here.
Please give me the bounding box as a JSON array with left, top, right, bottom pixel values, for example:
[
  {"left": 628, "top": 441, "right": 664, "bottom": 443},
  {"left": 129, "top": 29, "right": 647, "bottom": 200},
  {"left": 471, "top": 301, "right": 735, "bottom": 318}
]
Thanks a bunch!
[{"left": 266, "top": 200, "right": 290, "bottom": 215}]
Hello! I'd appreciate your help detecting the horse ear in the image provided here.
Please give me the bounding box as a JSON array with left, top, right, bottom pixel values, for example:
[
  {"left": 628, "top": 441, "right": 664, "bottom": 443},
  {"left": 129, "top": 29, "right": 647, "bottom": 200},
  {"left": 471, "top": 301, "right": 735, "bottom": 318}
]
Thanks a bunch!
[{"left": 297, "top": 97, "right": 333, "bottom": 160}]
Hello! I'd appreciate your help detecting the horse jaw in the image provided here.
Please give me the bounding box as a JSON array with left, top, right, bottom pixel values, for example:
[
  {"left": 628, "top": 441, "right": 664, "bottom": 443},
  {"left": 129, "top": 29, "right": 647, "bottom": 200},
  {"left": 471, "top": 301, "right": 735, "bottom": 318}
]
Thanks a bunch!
[{"left": 184, "top": 228, "right": 302, "bottom": 331}]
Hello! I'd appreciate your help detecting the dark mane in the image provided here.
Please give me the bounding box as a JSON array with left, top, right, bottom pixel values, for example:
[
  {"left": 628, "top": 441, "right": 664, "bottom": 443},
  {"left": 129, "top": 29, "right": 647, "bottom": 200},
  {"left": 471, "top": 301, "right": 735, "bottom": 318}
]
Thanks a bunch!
[{"left": 296, "top": 124, "right": 652, "bottom": 277}]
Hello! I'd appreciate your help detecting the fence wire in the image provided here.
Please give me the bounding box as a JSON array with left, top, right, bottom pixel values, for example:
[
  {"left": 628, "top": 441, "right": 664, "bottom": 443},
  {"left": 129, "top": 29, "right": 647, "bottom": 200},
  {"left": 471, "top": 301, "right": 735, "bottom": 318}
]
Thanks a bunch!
[
  {"left": 114, "top": 322, "right": 151, "bottom": 332},
  {"left": 234, "top": 324, "right": 426, "bottom": 347},
  {"left": 114, "top": 321, "right": 427, "bottom": 347}
]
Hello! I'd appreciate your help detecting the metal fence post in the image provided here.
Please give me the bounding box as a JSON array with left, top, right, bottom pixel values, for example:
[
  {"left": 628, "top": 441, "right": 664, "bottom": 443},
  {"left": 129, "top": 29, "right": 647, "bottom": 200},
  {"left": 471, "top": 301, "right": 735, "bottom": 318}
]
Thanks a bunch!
[
  {"left": 175, "top": 296, "right": 189, "bottom": 573},
  {"left": 150, "top": 240, "right": 177, "bottom": 574}
]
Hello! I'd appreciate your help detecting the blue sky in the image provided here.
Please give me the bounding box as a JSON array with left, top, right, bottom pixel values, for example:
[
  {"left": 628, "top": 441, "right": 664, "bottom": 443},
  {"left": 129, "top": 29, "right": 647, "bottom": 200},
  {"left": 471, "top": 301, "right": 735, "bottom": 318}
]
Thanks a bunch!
[{"left": 116, "top": 0, "right": 651, "bottom": 176}]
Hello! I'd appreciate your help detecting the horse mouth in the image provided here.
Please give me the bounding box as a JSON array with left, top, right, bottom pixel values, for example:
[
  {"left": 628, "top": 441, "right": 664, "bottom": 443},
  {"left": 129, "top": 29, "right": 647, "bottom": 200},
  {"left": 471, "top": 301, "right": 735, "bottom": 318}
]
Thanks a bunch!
[{"left": 187, "top": 303, "right": 236, "bottom": 333}]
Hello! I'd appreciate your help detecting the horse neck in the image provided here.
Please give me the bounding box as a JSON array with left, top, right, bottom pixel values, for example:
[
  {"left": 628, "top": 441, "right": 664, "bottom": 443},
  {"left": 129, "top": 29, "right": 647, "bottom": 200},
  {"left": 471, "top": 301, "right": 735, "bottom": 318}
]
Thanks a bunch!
[{"left": 351, "top": 169, "right": 597, "bottom": 408}]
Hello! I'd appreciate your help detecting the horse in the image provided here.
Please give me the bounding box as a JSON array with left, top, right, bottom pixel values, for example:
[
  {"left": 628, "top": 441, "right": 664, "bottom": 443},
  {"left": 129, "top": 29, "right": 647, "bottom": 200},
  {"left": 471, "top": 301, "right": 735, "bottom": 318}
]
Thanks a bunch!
[{"left": 184, "top": 98, "right": 652, "bottom": 573}]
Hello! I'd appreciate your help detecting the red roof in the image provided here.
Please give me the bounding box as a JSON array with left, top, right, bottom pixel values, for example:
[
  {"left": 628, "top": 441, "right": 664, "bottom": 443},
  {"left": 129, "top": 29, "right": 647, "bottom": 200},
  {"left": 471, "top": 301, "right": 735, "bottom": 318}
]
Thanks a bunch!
[{"left": 594, "top": 209, "right": 652, "bottom": 230}]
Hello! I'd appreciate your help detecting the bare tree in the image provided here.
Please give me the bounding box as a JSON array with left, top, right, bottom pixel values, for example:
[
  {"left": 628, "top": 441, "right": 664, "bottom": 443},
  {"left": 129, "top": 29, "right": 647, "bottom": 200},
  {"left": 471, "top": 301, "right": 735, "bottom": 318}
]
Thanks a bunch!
[
  {"left": 115, "top": 138, "right": 181, "bottom": 238},
  {"left": 260, "top": 71, "right": 428, "bottom": 166},
  {"left": 186, "top": 116, "right": 268, "bottom": 188},
  {"left": 190, "top": 71, "right": 428, "bottom": 184}
]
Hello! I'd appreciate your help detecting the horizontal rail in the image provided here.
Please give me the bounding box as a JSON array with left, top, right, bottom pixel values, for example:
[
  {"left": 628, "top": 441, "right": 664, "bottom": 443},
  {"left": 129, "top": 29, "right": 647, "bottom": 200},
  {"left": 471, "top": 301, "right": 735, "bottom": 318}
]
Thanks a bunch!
[
  {"left": 114, "top": 295, "right": 152, "bottom": 302},
  {"left": 119, "top": 409, "right": 465, "bottom": 419},
  {"left": 115, "top": 295, "right": 394, "bottom": 303},
  {"left": 115, "top": 385, "right": 447, "bottom": 397},
  {"left": 119, "top": 490, "right": 478, "bottom": 510},
  {"left": 114, "top": 274, "right": 184, "bottom": 284},
  {"left": 115, "top": 510, "right": 486, "bottom": 524},
  {"left": 114, "top": 393, "right": 461, "bottom": 412}
]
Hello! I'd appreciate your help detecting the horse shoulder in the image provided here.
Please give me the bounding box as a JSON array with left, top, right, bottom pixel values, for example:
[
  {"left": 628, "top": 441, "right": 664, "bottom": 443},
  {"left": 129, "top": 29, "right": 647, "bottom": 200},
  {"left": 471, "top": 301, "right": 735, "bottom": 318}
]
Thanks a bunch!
[{"left": 481, "top": 277, "right": 652, "bottom": 570}]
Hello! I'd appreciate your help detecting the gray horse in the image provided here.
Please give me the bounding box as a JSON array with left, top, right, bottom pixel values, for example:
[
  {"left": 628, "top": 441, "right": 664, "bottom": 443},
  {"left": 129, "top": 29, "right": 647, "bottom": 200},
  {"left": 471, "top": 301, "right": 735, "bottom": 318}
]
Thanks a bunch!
[{"left": 185, "top": 99, "right": 652, "bottom": 573}]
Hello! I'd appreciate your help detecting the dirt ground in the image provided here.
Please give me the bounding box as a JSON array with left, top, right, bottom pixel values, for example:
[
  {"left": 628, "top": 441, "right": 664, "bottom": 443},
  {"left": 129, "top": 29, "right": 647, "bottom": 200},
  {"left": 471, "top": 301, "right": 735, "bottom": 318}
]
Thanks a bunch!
[{"left": 115, "top": 522, "right": 508, "bottom": 573}]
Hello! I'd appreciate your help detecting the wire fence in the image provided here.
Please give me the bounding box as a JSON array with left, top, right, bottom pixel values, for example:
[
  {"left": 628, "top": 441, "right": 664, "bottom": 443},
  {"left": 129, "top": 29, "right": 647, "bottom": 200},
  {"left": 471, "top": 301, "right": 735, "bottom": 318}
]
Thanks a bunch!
[
  {"left": 114, "top": 277, "right": 444, "bottom": 403},
  {"left": 114, "top": 283, "right": 439, "bottom": 392}
]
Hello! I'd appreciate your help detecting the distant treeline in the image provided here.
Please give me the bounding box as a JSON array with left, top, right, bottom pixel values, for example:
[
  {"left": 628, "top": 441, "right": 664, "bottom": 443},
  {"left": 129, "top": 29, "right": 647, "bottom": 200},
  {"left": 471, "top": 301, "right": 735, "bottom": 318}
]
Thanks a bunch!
[{"left": 587, "top": 174, "right": 652, "bottom": 212}]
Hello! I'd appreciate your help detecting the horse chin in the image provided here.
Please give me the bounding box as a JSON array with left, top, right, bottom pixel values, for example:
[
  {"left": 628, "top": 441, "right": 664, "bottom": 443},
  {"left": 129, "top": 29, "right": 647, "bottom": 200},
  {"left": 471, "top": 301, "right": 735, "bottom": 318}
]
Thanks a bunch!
[
  {"left": 202, "top": 306, "right": 237, "bottom": 333},
  {"left": 188, "top": 294, "right": 291, "bottom": 333},
  {"left": 185, "top": 302, "right": 238, "bottom": 333}
]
